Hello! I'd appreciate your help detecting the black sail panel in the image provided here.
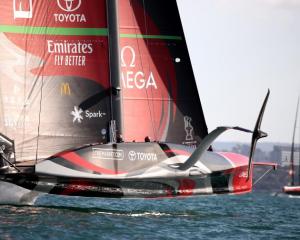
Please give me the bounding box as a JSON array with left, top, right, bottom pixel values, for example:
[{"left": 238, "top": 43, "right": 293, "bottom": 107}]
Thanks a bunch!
[
  {"left": 0, "top": 0, "right": 111, "bottom": 161},
  {"left": 119, "top": 0, "right": 208, "bottom": 146}
]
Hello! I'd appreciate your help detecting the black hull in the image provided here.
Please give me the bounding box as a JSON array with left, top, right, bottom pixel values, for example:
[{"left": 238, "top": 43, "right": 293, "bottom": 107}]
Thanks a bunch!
[
  {"left": 0, "top": 142, "right": 253, "bottom": 198},
  {"left": 1, "top": 171, "right": 241, "bottom": 198}
]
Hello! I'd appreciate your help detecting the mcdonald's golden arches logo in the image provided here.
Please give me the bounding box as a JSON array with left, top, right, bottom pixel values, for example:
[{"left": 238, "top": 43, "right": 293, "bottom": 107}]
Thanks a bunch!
[{"left": 61, "top": 82, "right": 71, "bottom": 96}]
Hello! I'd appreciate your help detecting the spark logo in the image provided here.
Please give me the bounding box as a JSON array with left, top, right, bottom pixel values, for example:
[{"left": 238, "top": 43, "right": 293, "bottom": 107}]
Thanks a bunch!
[
  {"left": 121, "top": 46, "right": 158, "bottom": 90},
  {"left": 71, "top": 106, "right": 83, "bottom": 123},
  {"left": 13, "top": 0, "right": 33, "bottom": 19},
  {"left": 71, "top": 106, "right": 107, "bottom": 124},
  {"left": 57, "top": 0, "right": 82, "bottom": 12}
]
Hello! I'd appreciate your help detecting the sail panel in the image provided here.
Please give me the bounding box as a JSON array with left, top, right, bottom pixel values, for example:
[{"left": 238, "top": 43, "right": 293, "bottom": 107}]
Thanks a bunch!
[
  {"left": 0, "top": 0, "right": 111, "bottom": 161},
  {"left": 119, "top": 0, "right": 208, "bottom": 146}
]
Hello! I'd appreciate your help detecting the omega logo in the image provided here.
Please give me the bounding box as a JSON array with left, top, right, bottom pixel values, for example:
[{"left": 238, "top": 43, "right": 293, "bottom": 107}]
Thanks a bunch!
[
  {"left": 121, "top": 46, "right": 136, "bottom": 68},
  {"left": 121, "top": 46, "right": 158, "bottom": 90}
]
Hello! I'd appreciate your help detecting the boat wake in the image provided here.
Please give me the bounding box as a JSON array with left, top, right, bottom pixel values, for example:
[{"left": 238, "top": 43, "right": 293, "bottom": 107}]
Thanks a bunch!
[
  {"left": 36, "top": 205, "right": 196, "bottom": 218},
  {"left": 288, "top": 195, "right": 300, "bottom": 199},
  {"left": 0, "top": 200, "right": 200, "bottom": 218},
  {"left": 93, "top": 210, "right": 189, "bottom": 217}
]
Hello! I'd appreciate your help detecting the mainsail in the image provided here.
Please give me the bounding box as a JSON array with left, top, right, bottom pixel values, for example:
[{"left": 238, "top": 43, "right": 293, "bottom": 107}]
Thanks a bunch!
[
  {"left": 0, "top": 0, "right": 208, "bottom": 163},
  {"left": 0, "top": 0, "right": 111, "bottom": 162},
  {"left": 119, "top": 0, "right": 208, "bottom": 145}
]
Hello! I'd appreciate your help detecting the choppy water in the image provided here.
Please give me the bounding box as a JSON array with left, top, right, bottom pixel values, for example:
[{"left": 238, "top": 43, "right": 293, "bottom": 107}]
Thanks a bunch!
[{"left": 0, "top": 193, "right": 299, "bottom": 240}]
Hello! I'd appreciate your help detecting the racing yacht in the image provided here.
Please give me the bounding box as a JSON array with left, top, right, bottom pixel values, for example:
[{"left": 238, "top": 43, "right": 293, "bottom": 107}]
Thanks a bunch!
[{"left": 0, "top": 0, "right": 276, "bottom": 201}]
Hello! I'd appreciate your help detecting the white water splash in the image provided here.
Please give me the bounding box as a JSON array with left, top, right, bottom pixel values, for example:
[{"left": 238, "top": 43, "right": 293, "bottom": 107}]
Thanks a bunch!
[
  {"left": 96, "top": 211, "right": 171, "bottom": 217},
  {"left": 0, "top": 181, "right": 42, "bottom": 205},
  {"left": 95, "top": 211, "right": 191, "bottom": 217}
]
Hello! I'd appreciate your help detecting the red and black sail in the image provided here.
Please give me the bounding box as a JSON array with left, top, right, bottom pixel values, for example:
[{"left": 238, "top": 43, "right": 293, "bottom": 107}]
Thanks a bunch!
[
  {"left": 0, "top": 0, "right": 111, "bottom": 161},
  {"left": 0, "top": 0, "right": 208, "bottom": 163},
  {"left": 119, "top": 0, "right": 208, "bottom": 146}
]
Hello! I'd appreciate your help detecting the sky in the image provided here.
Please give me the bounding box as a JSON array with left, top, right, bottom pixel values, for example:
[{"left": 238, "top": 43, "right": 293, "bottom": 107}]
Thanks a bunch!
[{"left": 177, "top": 0, "right": 300, "bottom": 143}]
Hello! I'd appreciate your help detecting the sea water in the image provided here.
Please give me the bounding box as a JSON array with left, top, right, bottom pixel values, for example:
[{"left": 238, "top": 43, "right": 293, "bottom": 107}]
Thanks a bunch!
[{"left": 0, "top": 193, "right": 299, "bottom": 240}]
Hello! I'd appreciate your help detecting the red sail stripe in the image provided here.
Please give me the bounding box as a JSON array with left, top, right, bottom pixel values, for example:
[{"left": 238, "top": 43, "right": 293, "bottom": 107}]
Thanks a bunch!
[{"left": 59, "top": 151, "right": 127, "bottom": 175}]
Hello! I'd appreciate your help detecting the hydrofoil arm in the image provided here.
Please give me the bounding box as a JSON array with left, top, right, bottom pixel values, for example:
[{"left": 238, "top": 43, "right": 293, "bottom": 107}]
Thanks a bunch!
[
  {"left": 179, "top": 90, "right": 271, "bottom": 178},
  {"left": 178, "top": 126, "right": 253, "bottom": 170}
]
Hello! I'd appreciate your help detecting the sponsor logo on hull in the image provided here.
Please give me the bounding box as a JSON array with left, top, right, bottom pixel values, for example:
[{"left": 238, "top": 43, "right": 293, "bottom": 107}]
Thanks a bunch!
[
  {"left": 92, "top": 148, "right": 124, "bottom": 161},
  {"left": 128, "top": 151, "right": 158, "bottom": 162}
]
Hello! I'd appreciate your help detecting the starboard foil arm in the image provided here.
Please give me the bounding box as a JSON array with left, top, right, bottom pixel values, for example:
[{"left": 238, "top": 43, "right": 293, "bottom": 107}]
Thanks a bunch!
[
  {"left": 177, "top": 126, "right": 253, "bottom": 171},
  {"left": 247, "top": 89, "right": 270, "bottom": 179},
  {"left": 179, "top": 90, "right": 271, "bottom": 174}
]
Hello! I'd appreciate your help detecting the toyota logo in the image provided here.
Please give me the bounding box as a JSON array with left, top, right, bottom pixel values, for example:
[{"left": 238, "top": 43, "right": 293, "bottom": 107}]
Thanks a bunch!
[
  {"left": 57, "top": 0, "right": 82, "bottom": 12},
  {"left": 128, "top": 151, "right": 137, "bottom": 161}
]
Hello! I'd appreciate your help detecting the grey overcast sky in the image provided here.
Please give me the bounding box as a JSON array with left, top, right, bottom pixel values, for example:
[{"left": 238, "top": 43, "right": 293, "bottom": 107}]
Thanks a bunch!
[{"left": 177, "top": 0, "right": 300, "bottom": 143}]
